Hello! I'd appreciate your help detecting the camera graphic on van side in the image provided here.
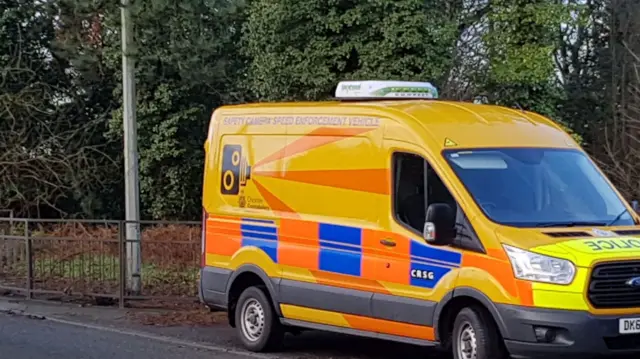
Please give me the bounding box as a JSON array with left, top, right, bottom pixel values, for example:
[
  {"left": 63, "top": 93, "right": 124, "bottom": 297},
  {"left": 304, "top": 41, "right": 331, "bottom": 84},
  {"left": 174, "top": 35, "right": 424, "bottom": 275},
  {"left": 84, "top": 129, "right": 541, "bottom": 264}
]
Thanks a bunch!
[{"left": 220, "top": 144, "right": 252, "bottom": 195}]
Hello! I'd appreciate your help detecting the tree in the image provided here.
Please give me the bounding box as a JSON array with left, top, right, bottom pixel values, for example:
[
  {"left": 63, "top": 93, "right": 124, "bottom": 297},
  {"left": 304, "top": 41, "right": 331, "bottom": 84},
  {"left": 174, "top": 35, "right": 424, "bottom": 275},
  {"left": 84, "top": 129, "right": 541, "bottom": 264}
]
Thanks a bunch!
[
  {"left": 593, "top": 0, "right": 640, "bottom": 201},
  {"left": 242, "top": 0, "right": 464, "bottom": 101},
  {"left": 477, "top": 0, "right": 571, "bottom": 119},
  {"left": 104, "top": 0, "right": 248, "bottom": 220},
  {"left": 50, "top": 0, "right": 124, "bottom": 218},
  {"left": 0, "top": 0, "right": 114, "bottom": 217}
]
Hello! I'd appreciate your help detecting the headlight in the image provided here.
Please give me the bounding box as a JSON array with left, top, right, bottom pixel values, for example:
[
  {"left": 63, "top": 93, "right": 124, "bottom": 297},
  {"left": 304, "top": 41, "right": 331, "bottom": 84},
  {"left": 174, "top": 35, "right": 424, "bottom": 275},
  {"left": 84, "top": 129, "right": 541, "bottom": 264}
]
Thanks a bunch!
[{"left": 503, "top": 245, "right": 576, "bottom": 285}]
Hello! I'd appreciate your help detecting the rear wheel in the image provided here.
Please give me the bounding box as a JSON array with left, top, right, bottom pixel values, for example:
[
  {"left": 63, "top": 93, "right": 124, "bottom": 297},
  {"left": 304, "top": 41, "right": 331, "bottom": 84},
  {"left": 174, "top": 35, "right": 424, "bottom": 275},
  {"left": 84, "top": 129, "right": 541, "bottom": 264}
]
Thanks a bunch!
[
  {"left": 234, "top": 286, "right": 284, "bottom": 352},
  {"left": 452, "top": 306, "right": 507, "bottom": 359}
]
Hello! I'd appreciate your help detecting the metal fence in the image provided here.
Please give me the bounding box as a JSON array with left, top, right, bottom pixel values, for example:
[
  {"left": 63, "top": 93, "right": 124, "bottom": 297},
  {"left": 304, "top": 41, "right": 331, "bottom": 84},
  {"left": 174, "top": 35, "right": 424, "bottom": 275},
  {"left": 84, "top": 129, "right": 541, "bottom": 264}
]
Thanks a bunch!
[
  {"left": 0, "top": 218, "right": 201, "bottom": 308},
  {"left": 4, "top": 208, "right": 640, "bottom": 308}
]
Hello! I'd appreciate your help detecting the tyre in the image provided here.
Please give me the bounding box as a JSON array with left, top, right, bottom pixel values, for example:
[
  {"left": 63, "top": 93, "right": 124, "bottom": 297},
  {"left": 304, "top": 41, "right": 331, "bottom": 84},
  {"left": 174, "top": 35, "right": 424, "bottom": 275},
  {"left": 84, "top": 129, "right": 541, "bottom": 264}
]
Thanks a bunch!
[
  {"left": 234, "top": 285, "right": 284, "bottom": 352},
  {"left": 452, "top": 306, "right": 507, "bottom": 359}
]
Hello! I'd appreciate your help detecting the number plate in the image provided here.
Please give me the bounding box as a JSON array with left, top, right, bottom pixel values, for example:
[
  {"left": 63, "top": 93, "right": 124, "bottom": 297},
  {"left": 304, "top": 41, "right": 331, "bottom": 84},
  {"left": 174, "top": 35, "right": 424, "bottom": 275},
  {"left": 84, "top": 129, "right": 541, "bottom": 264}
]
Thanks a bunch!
[{"left": 619, "top": 318, "right": 640, "bottom": 334}]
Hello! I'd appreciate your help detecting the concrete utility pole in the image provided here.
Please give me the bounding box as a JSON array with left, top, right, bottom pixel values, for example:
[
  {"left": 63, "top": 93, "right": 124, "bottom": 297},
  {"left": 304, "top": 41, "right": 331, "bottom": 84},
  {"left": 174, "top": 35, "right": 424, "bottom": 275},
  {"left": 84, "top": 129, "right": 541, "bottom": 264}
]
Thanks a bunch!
[{"left": 121, "top": 0, "right": 142, "bottom": 295}]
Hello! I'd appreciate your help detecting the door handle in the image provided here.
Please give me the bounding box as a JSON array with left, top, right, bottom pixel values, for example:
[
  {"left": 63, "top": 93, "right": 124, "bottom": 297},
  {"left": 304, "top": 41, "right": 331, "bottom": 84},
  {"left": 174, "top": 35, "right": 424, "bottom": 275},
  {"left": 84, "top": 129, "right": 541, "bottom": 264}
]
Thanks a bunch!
[{"left": 379, "top": 239, "right": 396, "bottom": 247}]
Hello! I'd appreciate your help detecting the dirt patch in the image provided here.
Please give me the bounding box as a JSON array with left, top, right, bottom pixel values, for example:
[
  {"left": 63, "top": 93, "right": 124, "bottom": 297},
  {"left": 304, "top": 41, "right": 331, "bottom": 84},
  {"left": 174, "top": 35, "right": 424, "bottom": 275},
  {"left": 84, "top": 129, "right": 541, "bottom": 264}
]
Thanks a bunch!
[
  {"left": 124, "top": 299, "right": 229, "bottom": 326},
  {"left": 127, "top": 309, "right": 228, "bottom": 326}
]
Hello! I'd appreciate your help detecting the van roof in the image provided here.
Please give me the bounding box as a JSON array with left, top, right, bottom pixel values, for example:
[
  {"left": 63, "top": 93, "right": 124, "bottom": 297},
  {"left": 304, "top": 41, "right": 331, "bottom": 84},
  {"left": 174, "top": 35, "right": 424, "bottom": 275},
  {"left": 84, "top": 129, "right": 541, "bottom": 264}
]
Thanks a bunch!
[{"left": 216, "top": 100, "right": 576, "bottom": 150}]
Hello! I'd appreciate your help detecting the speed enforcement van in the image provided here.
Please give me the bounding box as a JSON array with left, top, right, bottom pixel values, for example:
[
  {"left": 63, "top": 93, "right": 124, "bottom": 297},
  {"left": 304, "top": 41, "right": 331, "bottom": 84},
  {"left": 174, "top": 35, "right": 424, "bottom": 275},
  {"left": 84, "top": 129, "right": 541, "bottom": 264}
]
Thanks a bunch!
[{"left": 199, "top": 80, "right": 640, "bottom": 359}]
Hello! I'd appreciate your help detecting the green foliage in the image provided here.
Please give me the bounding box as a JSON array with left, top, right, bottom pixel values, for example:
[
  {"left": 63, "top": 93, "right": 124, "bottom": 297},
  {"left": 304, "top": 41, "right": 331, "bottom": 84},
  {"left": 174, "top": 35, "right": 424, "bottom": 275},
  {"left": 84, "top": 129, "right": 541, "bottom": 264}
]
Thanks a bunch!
[
  {"left": 242, "top": 0, "right": 461, "bottom": 101},
  {"left": 1, "top": 0, "right": 114, "bottom": 217},
  {"left": 477, "top": 0, "right": 571, "bottom": 131},
  {"left": 50, "top": 0, "right": 124, "bottom": 218},
  {"left": 3, "top": 0, "right": 636, "bottom": 219},
  {"left": 485, "top": 0, "right": 570, "bottom": 84},
  {"left": 104, "top": 0, "right": 247, "bottom": 220}
]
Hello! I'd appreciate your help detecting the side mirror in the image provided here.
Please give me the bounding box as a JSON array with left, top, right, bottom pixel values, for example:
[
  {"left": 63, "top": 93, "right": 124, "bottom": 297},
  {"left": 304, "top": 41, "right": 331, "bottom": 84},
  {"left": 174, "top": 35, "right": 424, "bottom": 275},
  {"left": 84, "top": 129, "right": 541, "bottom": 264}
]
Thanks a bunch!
[{"left": 423, "top": 203, "right": 456, "bottom": 245}]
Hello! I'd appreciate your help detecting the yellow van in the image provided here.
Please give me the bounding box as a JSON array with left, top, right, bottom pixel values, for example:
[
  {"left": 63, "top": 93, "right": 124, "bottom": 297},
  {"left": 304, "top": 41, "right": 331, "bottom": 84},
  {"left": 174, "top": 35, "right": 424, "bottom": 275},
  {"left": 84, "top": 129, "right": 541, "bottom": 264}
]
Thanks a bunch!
[{"left": 199, "top": 80, "right": 640, "bottom": 359}]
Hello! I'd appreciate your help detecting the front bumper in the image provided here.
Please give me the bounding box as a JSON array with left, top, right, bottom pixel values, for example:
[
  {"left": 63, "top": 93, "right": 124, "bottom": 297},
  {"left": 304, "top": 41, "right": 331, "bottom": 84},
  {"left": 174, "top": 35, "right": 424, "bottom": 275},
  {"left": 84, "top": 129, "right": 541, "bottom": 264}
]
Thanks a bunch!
[{"left": 497, "top": 304, "right": 640, "bottom": 358}]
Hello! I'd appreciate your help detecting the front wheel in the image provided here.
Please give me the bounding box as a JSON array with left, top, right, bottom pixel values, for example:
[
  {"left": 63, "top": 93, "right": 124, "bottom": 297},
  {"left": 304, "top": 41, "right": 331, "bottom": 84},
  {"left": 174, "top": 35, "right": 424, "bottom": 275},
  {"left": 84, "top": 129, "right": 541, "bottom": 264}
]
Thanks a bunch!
[
  {"left": 234, "top": 286, "right": 284, "bottom": 352},
  {"left": 452, "top": 306, "right": 507, "bottom": 359}
]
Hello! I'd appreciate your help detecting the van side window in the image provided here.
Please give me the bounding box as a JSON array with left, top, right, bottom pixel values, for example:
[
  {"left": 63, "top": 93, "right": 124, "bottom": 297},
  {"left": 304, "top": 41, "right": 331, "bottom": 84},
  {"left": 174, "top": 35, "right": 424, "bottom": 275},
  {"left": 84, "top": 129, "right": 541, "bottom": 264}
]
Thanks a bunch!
[{"left": 393, "top": 152, "right": 458, "bottom": 233}]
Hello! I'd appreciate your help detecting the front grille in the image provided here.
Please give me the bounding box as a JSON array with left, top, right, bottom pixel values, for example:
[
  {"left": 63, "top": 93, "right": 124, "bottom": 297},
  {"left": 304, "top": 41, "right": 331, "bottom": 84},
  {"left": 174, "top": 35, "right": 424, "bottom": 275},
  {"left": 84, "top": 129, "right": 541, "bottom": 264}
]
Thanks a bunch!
[
  {"left": 605, "top": 334, "right": 640, "bottom": 350},
  {"left": 588, "top": 261, "right": 640, "bottom": 309}
]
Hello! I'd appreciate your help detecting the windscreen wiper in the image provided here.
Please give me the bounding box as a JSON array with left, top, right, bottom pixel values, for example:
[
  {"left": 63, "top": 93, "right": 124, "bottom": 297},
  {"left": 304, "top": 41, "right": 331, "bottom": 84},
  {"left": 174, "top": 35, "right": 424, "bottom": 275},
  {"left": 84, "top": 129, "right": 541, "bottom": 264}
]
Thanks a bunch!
[
  {"left": 607, "top": 209, "right": 630, "bottom": 226},
  {"left": 535, "top": 221, "right": 608, "bottom": 228}
]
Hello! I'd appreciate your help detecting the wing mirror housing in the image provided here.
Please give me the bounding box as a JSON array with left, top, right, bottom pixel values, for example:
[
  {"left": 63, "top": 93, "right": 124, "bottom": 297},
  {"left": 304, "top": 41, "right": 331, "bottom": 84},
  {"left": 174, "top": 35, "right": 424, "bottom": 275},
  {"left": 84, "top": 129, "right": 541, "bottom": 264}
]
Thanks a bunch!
[{"left": 423, "top": 203, "right": 456, "bottom": 245}]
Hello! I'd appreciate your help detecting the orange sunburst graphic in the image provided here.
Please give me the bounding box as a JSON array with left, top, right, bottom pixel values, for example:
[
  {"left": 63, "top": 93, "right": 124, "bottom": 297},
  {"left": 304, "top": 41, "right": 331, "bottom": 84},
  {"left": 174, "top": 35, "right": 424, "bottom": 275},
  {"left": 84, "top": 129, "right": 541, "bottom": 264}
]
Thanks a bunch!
[
  {"left": 253, "top": 127, "right": 374, "bottom": 168},
  {"left": 250, "top": 126, "right": 387, "bottom": 215},
  {"left": 252, "top": 180, "right": 297, "bottom": 216},
  {"left": 254, "top": 169, "right": 390, "bottom": 195}
]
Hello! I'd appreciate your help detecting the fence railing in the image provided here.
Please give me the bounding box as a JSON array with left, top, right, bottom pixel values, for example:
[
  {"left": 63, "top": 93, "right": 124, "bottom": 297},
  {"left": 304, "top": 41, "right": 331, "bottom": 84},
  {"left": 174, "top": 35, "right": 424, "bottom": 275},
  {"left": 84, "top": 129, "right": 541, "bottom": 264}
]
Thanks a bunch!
[
  {"left": 3, "top": 209, "right": 640, "bottom": 308},
  {"left": 0, "top": 218, "right": 201, "bottom": 308}
]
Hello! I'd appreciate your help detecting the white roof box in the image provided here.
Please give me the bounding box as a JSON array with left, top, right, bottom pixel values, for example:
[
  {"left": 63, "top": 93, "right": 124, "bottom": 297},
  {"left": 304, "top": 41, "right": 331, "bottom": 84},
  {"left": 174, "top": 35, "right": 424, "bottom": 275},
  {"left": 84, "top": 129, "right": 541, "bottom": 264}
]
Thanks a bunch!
[{"left": 335, "top": 80, "right": 439, "bottom": 99}]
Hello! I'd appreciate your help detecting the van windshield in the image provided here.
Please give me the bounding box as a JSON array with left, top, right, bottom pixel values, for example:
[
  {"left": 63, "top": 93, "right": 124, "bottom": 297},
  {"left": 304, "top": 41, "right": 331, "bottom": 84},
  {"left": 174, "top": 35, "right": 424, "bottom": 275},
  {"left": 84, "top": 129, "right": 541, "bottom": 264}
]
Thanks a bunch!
[{"left": 443, "top": 148, "right": 635, "bottom": 228}]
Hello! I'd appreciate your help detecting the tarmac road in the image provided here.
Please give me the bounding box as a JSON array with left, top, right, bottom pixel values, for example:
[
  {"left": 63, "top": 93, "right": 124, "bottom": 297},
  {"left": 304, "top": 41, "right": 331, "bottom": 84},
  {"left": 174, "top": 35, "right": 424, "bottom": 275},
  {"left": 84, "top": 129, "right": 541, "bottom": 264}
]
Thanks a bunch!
[
  {"left": 0, "top": 300, "right": 637, "bottom": 359},
  {"left": 0, "top": 313, "right": 252, "bottom": 359},
  {"left": 0, "top": 309, "right": 442, "bottom": 359}
]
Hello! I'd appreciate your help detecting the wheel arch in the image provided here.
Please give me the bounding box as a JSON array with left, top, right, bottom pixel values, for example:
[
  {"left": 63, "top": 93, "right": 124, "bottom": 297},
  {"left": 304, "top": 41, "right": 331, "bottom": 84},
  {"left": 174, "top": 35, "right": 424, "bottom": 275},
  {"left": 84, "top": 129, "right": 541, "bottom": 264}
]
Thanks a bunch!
[
  {"left": 433, "top": 287, "right": 509, "bottom": 345},
  {"left": 226, "top": 264, "right": 282, "bottom": 327}
]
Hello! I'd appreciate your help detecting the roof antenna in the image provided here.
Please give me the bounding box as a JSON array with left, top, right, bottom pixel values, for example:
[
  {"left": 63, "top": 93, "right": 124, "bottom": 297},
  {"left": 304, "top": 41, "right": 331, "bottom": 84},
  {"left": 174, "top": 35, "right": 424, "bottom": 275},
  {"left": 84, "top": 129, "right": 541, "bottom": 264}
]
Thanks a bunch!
[{"left": 514, "top": 102, "right": 525, "bottom": 112}]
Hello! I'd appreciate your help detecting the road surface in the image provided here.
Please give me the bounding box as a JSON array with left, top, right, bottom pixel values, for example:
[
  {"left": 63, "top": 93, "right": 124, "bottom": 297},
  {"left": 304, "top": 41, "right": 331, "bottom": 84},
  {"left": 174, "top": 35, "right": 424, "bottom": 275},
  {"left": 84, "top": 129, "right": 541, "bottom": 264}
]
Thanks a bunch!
[
  {"left": 3, "top": 311, "right": 637, "bottom": 359},
  {"left": 0, "top": 313, "right": 251, "bottom": 359},
  {"left": 0, "top": 310, "right": 444, "bottom": 359}
]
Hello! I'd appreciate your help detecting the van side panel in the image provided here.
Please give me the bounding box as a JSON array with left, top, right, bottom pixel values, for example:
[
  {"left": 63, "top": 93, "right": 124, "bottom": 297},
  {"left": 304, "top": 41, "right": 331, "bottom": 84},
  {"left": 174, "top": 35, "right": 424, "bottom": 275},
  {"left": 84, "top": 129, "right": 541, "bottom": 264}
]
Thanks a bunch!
[
  {"left": 280, "top": 304, "right": 436, "bottom": 342},
  {"left": 275, "top": 131, "right": 385, "bottom": 281},
  {"left": 205, "top": 133, "right": 287, "bottom": 269},
  {"left": 201, "top": 112, "right": 460, "bottom": 341}
]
